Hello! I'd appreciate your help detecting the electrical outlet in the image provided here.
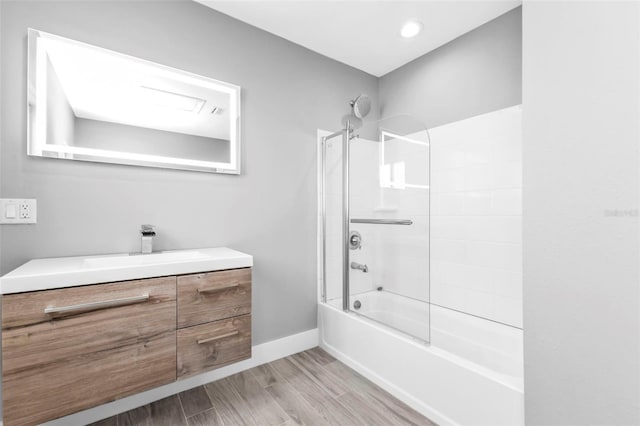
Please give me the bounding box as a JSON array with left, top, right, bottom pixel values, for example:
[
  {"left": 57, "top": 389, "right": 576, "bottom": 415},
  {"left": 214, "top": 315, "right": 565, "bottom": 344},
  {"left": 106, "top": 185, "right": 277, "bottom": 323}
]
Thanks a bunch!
[
  {"left": 0, "top": 199, "right": 37, "bottom": 224},
  {"left": 20, "top": 202, "right": 30, "bottom": 219}
]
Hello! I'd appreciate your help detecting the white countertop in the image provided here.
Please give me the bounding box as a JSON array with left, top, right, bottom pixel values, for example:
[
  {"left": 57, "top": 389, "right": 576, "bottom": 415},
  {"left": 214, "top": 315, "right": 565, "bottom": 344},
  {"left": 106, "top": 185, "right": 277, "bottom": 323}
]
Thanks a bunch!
[{"left": 0, "top": 247, "right": 253, "bottom": 294}]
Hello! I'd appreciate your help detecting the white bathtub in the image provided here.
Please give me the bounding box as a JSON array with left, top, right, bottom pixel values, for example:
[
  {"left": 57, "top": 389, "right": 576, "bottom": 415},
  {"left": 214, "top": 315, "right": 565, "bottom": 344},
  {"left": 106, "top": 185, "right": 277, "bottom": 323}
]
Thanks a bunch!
[{"left": 321, "top": 291, "right": 524, "bottom": 425}]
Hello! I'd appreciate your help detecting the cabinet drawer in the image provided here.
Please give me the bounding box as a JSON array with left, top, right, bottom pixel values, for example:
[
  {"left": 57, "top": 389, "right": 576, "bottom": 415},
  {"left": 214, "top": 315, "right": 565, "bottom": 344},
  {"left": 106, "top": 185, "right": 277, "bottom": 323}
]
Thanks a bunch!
[
  {"left": 2, "top": 277, "right": 177, "bottom": 426},
  {"left": 177, "top": 314, "right": 251, "bottom": 379},
  {"left": 177, "top": 268, "right": 251, "bottom": 328}
]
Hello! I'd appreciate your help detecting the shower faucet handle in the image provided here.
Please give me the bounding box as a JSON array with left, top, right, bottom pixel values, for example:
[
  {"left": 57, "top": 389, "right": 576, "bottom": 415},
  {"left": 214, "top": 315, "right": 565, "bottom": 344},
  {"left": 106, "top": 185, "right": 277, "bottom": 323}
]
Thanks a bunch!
[{"left": 349, "top": 231, "right": 362, "bottom": 250}]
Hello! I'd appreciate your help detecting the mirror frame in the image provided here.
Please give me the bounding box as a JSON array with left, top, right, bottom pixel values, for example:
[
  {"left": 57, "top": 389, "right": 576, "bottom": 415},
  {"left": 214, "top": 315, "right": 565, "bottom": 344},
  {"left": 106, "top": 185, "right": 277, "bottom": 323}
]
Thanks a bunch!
[{"left": 27, "top": 28, "right": 242, "bottom": 174}]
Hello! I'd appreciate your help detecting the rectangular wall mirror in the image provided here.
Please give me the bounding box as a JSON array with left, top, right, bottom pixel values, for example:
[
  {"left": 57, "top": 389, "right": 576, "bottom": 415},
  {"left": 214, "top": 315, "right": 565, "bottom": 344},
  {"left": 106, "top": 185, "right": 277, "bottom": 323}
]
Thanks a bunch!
[{"left": 27, "top": 29, "right": 241, "bottom": 174}]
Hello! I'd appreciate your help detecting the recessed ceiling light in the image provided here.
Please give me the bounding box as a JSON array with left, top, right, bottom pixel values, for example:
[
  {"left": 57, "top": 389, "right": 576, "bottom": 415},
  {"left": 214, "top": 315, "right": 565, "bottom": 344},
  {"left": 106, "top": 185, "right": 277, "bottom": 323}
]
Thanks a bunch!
[{"left": 400, "top": 21, "right": 423, "bottom": 38}]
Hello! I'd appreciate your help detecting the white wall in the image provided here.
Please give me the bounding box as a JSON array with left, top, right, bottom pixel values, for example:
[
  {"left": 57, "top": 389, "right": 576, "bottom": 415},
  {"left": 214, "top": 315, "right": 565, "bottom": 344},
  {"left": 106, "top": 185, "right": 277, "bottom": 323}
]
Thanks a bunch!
[
  {"left": 523, "top": 2, "right": 640, "bottom": 424},
  {"left": 430, "top": 106, "right": 522, "bottom": 328}
]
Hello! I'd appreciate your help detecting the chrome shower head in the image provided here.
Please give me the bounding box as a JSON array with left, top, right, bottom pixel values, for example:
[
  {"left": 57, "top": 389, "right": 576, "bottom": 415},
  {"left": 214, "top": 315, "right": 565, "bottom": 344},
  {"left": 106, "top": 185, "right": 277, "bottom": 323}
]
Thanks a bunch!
[
  {"left": 342, "top": 94, "right": 371, "bottom": 131},
  {"left": 350, "top": 94, "right": 371, "bottom": 119}
]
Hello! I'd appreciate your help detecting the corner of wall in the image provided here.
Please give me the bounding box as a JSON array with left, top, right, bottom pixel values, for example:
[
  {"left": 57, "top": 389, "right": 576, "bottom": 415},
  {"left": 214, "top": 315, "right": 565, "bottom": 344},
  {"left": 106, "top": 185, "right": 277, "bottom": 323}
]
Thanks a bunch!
[{"left": 0, "top": 0, "right": 4, "bottom": 277}]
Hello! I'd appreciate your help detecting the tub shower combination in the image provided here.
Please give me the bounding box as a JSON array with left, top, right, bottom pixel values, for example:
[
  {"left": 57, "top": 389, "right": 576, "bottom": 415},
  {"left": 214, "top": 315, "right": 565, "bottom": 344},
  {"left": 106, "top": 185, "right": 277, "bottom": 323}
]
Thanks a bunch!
[{"left": 317, "top": 98, "right": 524, "bottom": 425}]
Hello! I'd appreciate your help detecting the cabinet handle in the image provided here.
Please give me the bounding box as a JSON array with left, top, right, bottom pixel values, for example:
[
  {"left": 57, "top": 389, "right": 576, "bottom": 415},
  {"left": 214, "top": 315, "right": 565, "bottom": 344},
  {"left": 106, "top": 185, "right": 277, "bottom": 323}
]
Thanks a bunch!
[
  {"left": 197, "top": 283, "right": 239, "bottom": 294},
  {"left": 197, "top": 330, "right": 239, "bottom": 345},
  {"left": 44, "top": 294, "right": 150, "bottom": 315}
]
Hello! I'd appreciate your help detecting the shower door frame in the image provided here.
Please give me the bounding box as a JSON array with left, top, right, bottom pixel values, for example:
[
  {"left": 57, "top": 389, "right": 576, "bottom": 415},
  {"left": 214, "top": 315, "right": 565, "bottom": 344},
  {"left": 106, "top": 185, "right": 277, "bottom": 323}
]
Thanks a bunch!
[
  {"left": 319, "top": 120, "right": 432, "bottom": 344},
  {"left": 320, "top": 122, "right": 352, "bottom": 312}
]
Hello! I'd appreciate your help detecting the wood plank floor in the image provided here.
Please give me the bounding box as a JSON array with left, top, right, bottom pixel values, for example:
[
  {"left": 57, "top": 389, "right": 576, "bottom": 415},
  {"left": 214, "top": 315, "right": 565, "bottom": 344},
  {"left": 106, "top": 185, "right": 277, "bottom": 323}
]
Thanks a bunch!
[{"left": 89, "top": 347, "right": 436, "bottom": 426}]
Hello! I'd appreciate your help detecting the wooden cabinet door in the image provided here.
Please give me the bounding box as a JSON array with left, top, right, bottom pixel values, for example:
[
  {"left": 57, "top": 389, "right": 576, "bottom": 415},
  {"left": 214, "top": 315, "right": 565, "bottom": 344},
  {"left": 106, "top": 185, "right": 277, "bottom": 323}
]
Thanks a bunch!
[
  {"left": 2, "top": 276, "right": 177, "bottom": 426},
  {"left": 177, "top": 268, "right": 251, "bottom": 328},
  {"left": 177, "top": 314, "right": 251, "bottom": 379}
]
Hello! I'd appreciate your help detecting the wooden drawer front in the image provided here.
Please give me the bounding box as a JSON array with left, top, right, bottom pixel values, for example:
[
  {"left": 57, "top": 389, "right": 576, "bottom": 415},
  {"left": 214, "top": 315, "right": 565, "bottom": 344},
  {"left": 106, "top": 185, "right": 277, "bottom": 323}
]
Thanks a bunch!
[
  {"left": 2, "top": 277, "right": 177, "bottom": 426},
  {"left": 177, "top": 268, "right": 251, "bottom": 328},
  {"left": 177, "top": 314, "right": 251, "bottom": 379}
]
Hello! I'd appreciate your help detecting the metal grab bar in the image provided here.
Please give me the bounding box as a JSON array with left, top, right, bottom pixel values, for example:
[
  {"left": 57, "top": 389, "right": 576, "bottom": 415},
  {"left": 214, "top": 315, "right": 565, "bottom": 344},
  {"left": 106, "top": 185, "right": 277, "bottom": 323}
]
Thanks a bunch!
[
  {"left": 197, "top": 330, "right": 239, "bottom": 345},
  {"left": 44, "top": 294, "right": 150, "bottom": 315},
  {"left": 350, "top": 219, "right": 413, "bottom": 225}
]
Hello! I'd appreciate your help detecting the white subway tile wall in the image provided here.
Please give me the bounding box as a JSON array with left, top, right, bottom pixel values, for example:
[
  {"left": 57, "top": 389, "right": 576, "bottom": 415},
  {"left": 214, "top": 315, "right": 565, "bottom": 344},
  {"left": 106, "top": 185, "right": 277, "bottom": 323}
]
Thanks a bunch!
[
  {"left": 321, "top": 105, "right": 521, "bottom": 329},
  {"left": 429, "top": 105, "right": 522, "bottom": 327}
]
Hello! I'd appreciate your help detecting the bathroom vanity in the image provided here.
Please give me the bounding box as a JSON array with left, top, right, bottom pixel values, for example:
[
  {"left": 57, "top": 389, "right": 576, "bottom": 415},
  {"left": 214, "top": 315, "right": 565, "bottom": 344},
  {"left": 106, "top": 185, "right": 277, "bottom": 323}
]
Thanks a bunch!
[{"left": 0, "top": 248, "right": 252, "bottom": 426}]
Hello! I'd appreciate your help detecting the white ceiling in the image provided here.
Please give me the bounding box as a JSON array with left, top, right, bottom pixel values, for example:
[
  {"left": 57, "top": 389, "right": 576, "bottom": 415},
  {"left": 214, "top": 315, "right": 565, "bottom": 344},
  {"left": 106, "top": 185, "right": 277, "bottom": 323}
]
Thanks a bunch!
[{"left": 195, "top": 0, "right": 521, "bottom": 77}]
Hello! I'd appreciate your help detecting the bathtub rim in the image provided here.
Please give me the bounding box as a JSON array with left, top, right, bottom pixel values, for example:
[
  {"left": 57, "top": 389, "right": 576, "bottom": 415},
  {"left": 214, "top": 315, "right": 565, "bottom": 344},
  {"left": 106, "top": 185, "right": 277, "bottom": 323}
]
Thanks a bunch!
[
  {"left": 319, "top": 302, "right": 524, "bottom": 393},
  {"left": 327, "top": 294, "right": 431, "bottom": 344}
]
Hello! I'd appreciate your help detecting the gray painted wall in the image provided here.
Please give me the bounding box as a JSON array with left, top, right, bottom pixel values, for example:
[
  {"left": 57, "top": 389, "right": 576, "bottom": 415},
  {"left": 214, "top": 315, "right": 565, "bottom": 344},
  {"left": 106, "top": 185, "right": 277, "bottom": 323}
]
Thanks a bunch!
[
  {"left": 379, "top": 7, "right": 522, "bottom": 129},
  {"left": 522, "top": 2, "right": 640, "bottom": 424},
  {"left": 0, "top": 0, "right": 378, "bottom": 348}
]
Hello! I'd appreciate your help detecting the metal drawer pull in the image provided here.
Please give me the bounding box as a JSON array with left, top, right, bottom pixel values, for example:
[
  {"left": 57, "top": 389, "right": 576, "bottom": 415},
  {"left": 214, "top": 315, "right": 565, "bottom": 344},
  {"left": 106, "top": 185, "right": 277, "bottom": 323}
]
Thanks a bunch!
[
  {"left": 44, "top": 294, "right": 150, "bottom": 315},
  {"left": 197, "top": 283, "right": 239, "bottom": 294},
  {"left": 197, "top": 330, "right": 239, "bottom": 345}
]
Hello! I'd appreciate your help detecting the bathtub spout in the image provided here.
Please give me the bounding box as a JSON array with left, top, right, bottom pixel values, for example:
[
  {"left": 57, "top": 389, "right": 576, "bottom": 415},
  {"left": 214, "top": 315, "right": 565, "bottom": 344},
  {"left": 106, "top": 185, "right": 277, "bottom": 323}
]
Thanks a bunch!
[{"left": 350, "top": 262, "right": 368, "bottom": 273}]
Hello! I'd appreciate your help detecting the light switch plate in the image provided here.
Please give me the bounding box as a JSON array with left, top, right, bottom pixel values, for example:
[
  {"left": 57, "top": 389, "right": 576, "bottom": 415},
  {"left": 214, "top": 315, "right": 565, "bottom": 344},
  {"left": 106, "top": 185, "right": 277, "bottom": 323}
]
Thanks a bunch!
[{"left": 0, "top": 199, "right": 37, "bottom": 224}]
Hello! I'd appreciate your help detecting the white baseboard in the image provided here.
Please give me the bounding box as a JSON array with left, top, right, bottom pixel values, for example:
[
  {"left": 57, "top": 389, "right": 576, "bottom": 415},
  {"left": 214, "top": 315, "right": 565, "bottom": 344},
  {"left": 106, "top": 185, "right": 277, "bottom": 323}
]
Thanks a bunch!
[{"left": 42, "top": 328, "right": 319, "bottom": 426}]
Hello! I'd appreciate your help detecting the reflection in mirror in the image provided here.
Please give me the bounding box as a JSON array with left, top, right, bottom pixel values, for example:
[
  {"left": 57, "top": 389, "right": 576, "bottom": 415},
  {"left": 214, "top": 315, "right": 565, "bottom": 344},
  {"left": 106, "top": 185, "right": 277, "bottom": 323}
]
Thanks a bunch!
[
  {"left": 27, "top": 29, "right": 241, "bottom": 174},
  {"left": 372, "top": 115, "right": 430, "bottom": 190},
  {"left": 380, "top": 131, "right": 430, "bottom": 190}
]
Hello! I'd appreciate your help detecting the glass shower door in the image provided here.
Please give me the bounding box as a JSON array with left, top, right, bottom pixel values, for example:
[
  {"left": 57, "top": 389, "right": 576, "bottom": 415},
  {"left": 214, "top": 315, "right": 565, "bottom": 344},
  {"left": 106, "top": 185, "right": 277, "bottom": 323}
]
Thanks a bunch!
[{"left": 347, "top": 116, "right": 431, "bottom": 342}]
